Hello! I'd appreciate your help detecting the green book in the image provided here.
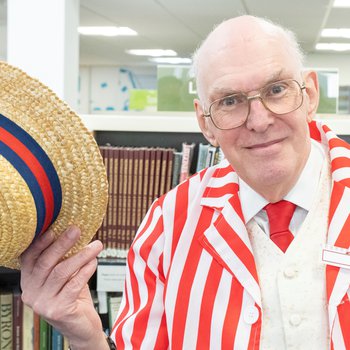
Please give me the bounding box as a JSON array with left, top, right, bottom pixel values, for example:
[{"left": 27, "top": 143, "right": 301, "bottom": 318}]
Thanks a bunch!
[{"left": 39, "top": 317, "right": 50, "bottom": 350}]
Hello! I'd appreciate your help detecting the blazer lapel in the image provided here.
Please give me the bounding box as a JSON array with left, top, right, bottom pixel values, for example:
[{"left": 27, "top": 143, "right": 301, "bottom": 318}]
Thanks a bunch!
[{"left": 198, "top": 160, "right": 261, "bottom": 307}]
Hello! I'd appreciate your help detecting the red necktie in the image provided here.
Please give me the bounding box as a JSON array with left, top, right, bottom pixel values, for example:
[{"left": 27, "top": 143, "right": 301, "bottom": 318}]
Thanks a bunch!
[{"left": 264, "top": 200, "right": 296, "bottom": 252}]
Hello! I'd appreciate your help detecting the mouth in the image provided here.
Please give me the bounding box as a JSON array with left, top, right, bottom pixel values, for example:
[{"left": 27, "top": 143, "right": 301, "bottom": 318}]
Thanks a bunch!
[{"left": 246, "top": 138, "right": 285, "bottom": 150}]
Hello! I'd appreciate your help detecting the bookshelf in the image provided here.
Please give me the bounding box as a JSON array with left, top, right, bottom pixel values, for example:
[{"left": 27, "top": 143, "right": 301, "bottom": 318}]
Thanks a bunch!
[{"left": 80, "top": 112, "right": 350, "bottom": 135}]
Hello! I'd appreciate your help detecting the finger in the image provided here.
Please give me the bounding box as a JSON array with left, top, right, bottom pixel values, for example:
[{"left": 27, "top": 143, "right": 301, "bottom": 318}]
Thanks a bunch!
[
  {"left": 30, "top": 226, "right": 82, "bottom": 285},
  {"left": 20, "top": 229, "right": 56, "bottom": 274},
  {"left": 43, "top": 240, "right": 103, "bottom": 297},
  {"left": 60, "top": 258, "right": 98, "bottom": 302}
]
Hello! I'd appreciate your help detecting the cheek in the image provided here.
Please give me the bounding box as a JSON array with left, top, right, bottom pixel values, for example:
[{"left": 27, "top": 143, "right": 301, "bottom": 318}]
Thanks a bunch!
[{"left": 215, "top": 133, "right": 242, "bottom": 166}]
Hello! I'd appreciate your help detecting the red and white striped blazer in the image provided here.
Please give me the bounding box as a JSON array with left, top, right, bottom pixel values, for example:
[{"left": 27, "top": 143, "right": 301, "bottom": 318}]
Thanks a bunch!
[{"left": 111, "top": 120, "right": 350, "bottom": 350}]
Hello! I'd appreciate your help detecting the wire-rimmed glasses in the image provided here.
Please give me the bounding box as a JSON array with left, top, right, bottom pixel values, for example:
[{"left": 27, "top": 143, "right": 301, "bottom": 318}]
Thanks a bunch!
[{"left": 203, "top": 79, "right": 306, "bottom": 130}]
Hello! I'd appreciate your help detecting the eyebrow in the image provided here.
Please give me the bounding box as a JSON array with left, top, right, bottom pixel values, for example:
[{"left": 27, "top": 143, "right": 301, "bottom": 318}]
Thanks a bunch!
[{"left": 208, "top": 69, "right": 286, "bottom": 100}]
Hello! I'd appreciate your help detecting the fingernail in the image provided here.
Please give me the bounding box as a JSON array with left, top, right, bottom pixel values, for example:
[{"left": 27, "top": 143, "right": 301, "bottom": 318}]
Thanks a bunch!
[{"left": 88, "top": 240, "right": 103, "bottom": 251}]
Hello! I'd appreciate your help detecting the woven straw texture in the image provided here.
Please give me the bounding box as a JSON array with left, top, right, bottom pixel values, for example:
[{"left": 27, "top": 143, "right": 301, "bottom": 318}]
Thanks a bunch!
[{"left": 0, "top": 61, "right": 108, "bottom": 269}]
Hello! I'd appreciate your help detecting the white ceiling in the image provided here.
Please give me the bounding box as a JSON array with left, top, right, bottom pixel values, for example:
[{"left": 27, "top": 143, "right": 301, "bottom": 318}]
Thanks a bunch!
[
  {"left": 79, "top": 0, "right": 350, "bottom": 67},
  {"left": 1, "top": 0, "right": 350, "bottom": 67}
]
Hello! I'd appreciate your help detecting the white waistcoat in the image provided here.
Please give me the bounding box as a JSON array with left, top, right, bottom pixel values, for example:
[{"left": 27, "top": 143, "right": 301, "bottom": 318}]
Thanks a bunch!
[{"left": 247, "top": 160, "right": 331, "bottom": 349}]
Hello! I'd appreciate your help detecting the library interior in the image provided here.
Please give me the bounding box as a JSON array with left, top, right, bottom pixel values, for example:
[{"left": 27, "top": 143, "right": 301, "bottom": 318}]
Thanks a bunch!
[{"left": 1, "top": 0, "right": 350, "bottom": 349}]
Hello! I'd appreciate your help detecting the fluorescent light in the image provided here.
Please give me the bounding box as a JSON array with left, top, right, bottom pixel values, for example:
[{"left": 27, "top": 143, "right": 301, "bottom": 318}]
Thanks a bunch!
[
  {"left": 149, "top": 57, "right": 192, "bottom": 64},
  {"left": 333, "top": 0, "right": 350, "bottom": 7},
  {"left": 321, "top": 28, "right": 350, "bottom": 38},
  {"left": 78, "top": 26, "right": 137, "bottom": 36},
  {"left": 126, "top": 49, "right": 177, "bottom": 57},
  {"left": 316, "top": 43, "right": 350, "bottom": 51}
]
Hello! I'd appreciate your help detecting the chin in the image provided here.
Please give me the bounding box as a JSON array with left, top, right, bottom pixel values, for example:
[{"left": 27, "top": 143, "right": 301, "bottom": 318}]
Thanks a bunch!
[{"left": 250, "top": 166, "right": 291, "bottom": 188}]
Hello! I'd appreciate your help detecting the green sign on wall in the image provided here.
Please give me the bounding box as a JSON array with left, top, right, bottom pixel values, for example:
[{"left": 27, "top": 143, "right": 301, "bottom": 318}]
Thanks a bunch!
[{"left": 157, "top": 65, "right": 197, "bottom": 112}]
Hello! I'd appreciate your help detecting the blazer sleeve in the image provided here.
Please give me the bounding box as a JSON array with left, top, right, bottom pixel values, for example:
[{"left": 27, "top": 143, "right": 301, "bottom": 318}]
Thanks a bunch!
[{"left": 110, "top": 198, "right": 169, "bottom": 349}]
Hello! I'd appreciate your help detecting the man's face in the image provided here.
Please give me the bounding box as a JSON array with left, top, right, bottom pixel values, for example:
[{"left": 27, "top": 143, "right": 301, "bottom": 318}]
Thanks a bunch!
[{"left": 195, "top": 33, "right": 319, "bottom": 200}]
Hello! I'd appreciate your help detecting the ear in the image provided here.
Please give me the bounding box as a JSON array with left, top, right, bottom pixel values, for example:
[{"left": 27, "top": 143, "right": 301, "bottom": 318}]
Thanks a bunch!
[
  {"left": 194, "top": 98, "right": 219, "bottom": 147},
  {"left": 303, "top": 70, "right": 319, "bottom": 123}
]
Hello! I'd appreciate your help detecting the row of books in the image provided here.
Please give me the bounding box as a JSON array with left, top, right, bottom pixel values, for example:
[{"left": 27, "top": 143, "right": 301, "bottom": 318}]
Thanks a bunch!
[
  {"left": 0, "top": 288, "right": 67, "bottom": 350},
  {"left": 95, "top": 143, "right": 224, "bottom": 257}
]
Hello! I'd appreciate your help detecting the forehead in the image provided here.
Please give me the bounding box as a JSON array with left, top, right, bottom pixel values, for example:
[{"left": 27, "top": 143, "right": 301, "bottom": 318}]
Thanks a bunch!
[{"left": 197, "top": 27, "right": 300, "bottom": 98}]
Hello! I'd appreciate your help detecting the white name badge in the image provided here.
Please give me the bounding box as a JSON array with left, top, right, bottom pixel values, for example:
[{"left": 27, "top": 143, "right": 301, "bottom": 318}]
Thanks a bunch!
[{"left": 322, "top": 244, "right": 350, "bottom": 269}]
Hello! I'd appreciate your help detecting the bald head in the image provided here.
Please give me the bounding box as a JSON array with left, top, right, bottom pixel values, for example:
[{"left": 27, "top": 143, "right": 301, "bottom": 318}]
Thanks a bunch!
[{"left": 192, "top": 15, "right": 304, "bottom": 100}]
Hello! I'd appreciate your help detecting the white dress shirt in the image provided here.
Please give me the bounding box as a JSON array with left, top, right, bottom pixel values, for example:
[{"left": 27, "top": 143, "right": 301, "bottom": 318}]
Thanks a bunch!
[{"left": 239, "top": 139, "right": 326, "bottom": 235}]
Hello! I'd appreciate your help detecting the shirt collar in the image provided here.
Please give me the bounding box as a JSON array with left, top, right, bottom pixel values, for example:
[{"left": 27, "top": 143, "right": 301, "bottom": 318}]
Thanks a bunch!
[{"left": 239, "top": 139, "right": 326, "bottom": 223}]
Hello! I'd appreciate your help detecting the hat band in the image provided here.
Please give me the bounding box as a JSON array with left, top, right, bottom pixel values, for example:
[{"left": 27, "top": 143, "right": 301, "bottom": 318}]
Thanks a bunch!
[{"left": 0, "top": 114, "right": 62, "bottom": 237}]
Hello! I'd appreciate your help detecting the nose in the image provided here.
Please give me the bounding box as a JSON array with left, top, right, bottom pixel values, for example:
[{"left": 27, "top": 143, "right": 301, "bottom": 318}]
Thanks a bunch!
[{"left": 245, "top": 96, "right": 274, "bottom": 132}]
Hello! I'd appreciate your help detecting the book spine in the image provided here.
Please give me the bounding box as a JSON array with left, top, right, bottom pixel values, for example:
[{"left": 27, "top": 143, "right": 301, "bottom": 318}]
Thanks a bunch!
[
  {"left": 171, "top": 151, "right": 182, "bottom": 188},
  {"left": 125, "top": 148, "right": 134, "bottom": 248},
  {"left": 0, "top": 291, "right": 13, "bottom": 350},
  {"left": 196, "top": 143, "right": 210, "bottom": 172},
  {"left": 142, "top": 149, "right": 150, "bottom": 220},
  {"left": 51, "top": 327, "right": 63, "bottom": 350},
  {"left": 179, "top": 142, "right": 195, "bottom": 183},
  {"left": 206, "top": 145, "right": 218, "bottom": 167},
  {"left": 153, "top": 148, "right": 162, "bottom": 200},
  {"left": 165, "top": 149, "right": 175, "bottom": 192},
  {"left": 136, "top": 148, "right": 145, "bottom": 230},
  {"left": 22, "top": 304, "right": 34, "bottom": 350},
  {"left": 39, "top": 317, "right": 49, "bottom": 350},
  {"left": 33, "top": 312, "right": 40, "bottom": 350},
  {"left": 12, "top": 288, "right": 23, "bottom": 350}
]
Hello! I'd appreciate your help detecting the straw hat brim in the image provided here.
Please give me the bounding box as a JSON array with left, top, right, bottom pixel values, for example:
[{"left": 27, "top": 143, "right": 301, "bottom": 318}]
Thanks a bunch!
[{"left": 0, "top": 62, "right": 108, "bottom": 269}]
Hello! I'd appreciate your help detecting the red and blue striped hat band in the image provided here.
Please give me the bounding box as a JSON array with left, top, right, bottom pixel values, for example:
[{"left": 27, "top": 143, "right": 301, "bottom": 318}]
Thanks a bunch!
[{"left": 0, "top": 113, "right": 62, "bottom": 237}]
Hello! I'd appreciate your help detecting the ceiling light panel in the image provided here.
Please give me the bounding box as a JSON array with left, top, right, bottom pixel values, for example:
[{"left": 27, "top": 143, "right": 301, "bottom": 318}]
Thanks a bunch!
[
  {"left": 126, "top": 49, "right": 177, "bottom": 57},
  {"left": 333, "top": 0, "right": 350, "bottom": 7},
  {"left": 322, "top": 28, "right": 350, "bottom": 38},
  {"left": 78, "top": 26, "right": 137, "bottom": 36},
  {"left": 316, "top": 43, "right": 350, "bottom": 51}
]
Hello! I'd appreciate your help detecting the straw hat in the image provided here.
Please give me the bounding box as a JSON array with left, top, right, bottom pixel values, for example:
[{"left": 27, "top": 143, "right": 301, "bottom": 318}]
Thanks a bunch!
[{"left": 0, "top": 61, "right": 108, "bottom": 269}]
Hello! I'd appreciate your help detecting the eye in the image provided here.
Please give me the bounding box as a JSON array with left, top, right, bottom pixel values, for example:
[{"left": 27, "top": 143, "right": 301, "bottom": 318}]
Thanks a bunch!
[
  {"left": 266, "top": 82, "right": 289, "bottom": 97},
  {"left": 220, "top": 94, "right": 245, "bottom": 107}
]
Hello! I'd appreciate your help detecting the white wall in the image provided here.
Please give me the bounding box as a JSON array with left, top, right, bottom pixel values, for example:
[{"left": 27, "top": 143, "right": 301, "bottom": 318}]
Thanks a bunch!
[
  {"left": 0, "top": 0, "right": 6, "bottom": 61},
  {"left": 305, "top": 53, "right": 350, "bottom": 86}
]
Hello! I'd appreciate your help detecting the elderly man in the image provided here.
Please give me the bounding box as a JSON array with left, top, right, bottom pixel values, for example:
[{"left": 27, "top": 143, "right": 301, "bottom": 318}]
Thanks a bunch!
[{"left": 21, "top": 15, "right": 350, "bottom": 349}]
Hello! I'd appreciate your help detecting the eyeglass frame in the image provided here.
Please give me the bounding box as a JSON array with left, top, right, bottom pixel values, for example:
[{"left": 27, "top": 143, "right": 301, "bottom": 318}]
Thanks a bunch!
[{"left": 202, "top": 79, "right": 306, "bottom": 130}]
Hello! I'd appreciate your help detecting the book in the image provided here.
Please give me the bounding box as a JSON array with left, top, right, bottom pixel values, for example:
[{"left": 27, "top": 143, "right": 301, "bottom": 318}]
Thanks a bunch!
[
  {"left": 179, "top": 142, "right": 195, "bottom": 183},
  {"left": 206, "top": 145, "right": 217, "bottom": 167},
  {"left": 39, "top": 317, "right": 50, "bottom": 350},
  {"left": 196, "top": 143, "right": 210, "bottom": 172},
  {"left": 51, "top": 327, "right": 63, "bottom": 350},
  {"left": 0, "top": 290, "right": 13, "bottom": 350},
  {"left": 12, "top": 288, "right": 23, "bottom": 350},
  {"left": 33, "top": 312, "right": 40, "bottom": 350},
  {"left": 153, "top": 148, "right": 163, "bottom": 200},
  {"left": 165, "top": 149, "right": 175, "bottom": 193},
  {"left": 171, "top": 151, "right": 182, "bottom": 188},
  {"left": 22, "top": 304, "right": 34, "bottom": 350},
  {"left": 136, "top": 148, "right": 145, "bottom": 239},
  {"left": 108, "top": 293, "right": 123, "bottom": 331},
  {"left": 63, "top": 336, "right": 69, "bottom": 350}
]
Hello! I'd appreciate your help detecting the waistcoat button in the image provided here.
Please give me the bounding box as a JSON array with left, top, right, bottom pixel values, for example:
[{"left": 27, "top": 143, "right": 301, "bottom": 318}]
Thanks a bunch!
[{"left": 289, "top": 314, "right": 302, "bottom": 326}]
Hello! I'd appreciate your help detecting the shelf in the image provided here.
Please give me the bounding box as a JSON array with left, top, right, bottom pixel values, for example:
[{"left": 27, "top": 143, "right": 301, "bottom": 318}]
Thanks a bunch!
[
  {"left": 80, "top": 112, "right": 201, "bottom": 133},
  {"left": 79, "top": 112, "right": 350, "bottom": 135}
]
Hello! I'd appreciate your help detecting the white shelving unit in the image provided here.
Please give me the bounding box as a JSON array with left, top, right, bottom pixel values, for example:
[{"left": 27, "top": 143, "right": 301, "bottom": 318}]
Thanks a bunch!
[{"left": 80, "top": 112, "right": 350, "bottom": 135}]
